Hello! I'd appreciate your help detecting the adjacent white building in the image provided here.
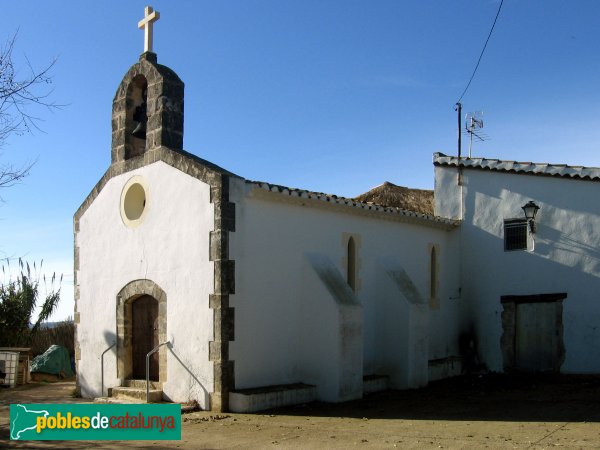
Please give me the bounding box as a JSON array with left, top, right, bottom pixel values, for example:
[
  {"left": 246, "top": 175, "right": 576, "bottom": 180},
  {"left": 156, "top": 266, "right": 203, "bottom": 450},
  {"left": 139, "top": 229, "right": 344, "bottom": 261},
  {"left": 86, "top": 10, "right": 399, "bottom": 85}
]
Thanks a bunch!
[
  {"left": 74, "top": 51, "right": 600, "bottom": 412},
  {"left": 434, "top": 154, "right": 600, "bottom": 375}
]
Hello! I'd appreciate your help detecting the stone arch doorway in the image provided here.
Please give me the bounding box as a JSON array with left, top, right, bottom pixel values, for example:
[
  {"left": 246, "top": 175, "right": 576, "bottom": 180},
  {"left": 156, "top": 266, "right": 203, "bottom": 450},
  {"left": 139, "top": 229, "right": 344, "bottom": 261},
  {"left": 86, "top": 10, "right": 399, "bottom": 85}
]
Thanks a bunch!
[{"left": 117, "top": 280, "right": 167, "bottom": 384}]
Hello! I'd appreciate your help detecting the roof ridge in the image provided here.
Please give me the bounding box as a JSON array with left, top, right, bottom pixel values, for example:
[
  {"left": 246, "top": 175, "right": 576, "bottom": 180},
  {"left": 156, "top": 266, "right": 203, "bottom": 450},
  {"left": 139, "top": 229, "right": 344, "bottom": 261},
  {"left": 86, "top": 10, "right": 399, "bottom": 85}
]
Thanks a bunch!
[
  {"left": 245, "top": 179, "right": 456, "bottom": 227},
  {"left": 433, "top": 152, "right": 600, "bottom": 181}
]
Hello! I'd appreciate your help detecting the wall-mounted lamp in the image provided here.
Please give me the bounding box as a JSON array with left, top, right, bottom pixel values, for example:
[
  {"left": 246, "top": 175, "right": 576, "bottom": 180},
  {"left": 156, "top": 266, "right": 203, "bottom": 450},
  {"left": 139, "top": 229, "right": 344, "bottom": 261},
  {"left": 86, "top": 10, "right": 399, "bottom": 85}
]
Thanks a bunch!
[{"left": 522, "top": 201, "right": 540, "bottom": 233}]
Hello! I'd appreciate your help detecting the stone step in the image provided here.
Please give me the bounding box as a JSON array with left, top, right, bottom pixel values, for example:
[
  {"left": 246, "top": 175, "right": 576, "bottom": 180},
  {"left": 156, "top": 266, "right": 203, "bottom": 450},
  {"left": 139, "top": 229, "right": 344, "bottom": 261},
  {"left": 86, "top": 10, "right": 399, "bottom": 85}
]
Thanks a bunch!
[
  {"left": 111, "top": 386, "right": 163, "bottom": 403},
  {"left": 94, "top": 396, "right": 197, "bottom": 412},
  {"left": 428, "top": 356, "right": 462, "bottom": 382},
  {"left": 124, "top": 379, "right": 161, "bottom": 390},
  {"left": 363, "top": 374, "right": 389, "bottom": 394},
  {"left": 230, "top": 383, "right": 316, "bottom": 413},
  {"left": 94, "top": 396, "right": 145, "bottom": 404}
]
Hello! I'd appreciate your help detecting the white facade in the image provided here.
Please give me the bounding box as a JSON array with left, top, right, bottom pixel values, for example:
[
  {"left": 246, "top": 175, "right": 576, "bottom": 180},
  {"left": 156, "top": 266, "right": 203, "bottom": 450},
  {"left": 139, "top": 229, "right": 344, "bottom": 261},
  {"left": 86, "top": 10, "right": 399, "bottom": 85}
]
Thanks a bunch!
[
  {"left": 229, "top": 180, "right": 462, "bottom": 400},
  {"left": 76, "top": 156, "right": 463, "bottom": 409},
  {"left": 76, "top": 53, "right": 600, "bottom": 413},
  {"left": 434, "top": 153, "right": 600, "bottom": 374},
  {"left": 76, "top": 161, "right": 214, "bottom": 408}
]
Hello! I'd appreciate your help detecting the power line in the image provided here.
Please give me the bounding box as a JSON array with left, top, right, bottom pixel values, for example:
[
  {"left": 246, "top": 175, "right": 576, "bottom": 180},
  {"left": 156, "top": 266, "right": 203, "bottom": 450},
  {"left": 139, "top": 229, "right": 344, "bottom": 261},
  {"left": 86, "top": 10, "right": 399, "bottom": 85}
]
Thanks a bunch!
[{"left": 456, "top": 0, "right": 504, "bottom": 104}]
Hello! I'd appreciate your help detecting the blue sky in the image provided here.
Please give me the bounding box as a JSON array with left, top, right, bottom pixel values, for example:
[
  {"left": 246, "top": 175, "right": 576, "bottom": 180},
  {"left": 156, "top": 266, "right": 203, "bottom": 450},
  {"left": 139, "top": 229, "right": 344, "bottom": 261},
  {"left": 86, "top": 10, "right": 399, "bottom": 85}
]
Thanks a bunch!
[{"left": 1, "top": 1, "right": 600, "bottom": 321}]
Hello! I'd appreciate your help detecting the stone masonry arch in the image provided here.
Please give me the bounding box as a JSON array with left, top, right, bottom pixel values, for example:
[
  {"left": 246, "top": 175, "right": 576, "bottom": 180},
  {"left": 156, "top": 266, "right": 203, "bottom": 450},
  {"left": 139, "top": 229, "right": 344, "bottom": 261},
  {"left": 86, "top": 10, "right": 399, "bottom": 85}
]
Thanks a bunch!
[{"left": 116, "top": 279, "right": 167, "bottom": 385}]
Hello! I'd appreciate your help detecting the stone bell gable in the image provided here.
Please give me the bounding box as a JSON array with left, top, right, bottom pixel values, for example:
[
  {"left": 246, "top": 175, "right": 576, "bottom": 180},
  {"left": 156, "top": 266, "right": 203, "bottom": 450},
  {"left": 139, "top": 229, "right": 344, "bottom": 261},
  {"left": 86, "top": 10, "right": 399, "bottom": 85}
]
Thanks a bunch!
[{"left": 111, "top": 52, "right": 184, "bottom": 165}]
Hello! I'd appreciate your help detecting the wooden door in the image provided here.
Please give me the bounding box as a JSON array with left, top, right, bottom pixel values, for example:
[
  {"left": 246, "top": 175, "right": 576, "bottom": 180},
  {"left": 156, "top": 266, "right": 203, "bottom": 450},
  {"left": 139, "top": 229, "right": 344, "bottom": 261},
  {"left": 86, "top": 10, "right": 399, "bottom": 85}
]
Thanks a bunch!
[
  {"left": 132, "top": 295, "right": 159, "bottom": 380},
  {"left": 515, "top": 302, "right": 559, "bottom": 372}
]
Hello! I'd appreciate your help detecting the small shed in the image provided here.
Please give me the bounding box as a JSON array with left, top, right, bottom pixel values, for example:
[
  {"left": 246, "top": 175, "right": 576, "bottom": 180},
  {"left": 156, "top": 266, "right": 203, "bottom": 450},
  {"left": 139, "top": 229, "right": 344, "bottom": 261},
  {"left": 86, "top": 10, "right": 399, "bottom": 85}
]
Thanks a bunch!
[{"left": 0, "top": 348, "right": 31, "bottom": 387}]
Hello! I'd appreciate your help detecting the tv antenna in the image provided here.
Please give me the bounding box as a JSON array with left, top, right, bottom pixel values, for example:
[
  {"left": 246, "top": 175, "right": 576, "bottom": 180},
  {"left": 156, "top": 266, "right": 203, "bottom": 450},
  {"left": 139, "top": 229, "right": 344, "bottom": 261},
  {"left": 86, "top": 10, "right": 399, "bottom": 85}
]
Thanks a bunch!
[{"left": 463, "top": 111, "right": 487, "bottom": 158}]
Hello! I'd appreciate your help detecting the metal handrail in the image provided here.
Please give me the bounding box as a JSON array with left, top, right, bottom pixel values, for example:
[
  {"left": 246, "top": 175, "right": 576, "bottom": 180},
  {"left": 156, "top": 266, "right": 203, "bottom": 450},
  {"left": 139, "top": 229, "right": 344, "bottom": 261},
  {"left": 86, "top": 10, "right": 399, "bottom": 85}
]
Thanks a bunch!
[
  {"left": 146, "top": 341, "right": 170, "bottom": 403},
  {"left": 101, "top": 342, "right": 116, "bottom": 397}
]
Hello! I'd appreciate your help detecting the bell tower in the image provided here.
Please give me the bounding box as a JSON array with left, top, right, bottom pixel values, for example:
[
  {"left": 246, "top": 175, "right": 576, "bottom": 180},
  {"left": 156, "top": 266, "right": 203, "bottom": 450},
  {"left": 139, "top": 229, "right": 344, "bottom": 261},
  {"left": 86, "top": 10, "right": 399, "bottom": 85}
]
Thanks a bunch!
[{"left": 111, "top": 6, "right": 184, "bottom": 165}]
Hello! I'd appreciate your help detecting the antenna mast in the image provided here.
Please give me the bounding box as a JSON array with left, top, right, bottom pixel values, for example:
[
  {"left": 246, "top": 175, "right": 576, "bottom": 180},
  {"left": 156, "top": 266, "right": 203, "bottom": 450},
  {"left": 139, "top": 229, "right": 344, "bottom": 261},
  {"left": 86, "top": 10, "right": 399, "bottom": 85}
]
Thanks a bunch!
[
  {"left": 464, "top": 111, "right": 486, "bottom": 158},
  {"left": 455, "top": 102, "right": 462, "bottom": 158}
]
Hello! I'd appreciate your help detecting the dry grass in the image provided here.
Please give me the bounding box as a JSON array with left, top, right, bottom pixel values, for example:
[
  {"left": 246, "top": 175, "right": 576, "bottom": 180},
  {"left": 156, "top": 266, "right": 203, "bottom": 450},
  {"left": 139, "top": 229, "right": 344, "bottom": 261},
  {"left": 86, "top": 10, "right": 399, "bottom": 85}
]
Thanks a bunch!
[
  {"left": 29, "top": 320, "right": 75, "bottom": 357},
  {"left": 354, "top": 181, "right": 434, "bottom": 215}
]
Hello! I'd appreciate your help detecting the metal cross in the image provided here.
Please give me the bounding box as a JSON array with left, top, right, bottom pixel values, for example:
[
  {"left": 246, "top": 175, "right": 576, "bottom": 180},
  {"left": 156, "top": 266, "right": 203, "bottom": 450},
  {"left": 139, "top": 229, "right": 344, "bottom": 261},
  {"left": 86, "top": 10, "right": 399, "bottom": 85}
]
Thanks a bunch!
[{"left": 138, "top": 6, "right": 160, "bottom": 53}]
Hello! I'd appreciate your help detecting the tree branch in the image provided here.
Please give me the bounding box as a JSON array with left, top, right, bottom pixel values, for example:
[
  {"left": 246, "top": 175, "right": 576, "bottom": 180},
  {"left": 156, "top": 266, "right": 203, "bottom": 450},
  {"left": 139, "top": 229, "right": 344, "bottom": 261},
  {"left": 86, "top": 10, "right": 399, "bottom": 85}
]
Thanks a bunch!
[{"left": 0, "top": 31, "right": 60, "bottom": 149}]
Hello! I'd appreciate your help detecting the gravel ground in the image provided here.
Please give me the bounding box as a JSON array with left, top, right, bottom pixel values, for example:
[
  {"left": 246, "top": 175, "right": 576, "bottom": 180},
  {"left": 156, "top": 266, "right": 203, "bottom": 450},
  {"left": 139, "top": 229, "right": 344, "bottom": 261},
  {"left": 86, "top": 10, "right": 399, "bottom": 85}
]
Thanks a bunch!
[{"left": 1, "top": 374, "right": 599, "bottom": 449}]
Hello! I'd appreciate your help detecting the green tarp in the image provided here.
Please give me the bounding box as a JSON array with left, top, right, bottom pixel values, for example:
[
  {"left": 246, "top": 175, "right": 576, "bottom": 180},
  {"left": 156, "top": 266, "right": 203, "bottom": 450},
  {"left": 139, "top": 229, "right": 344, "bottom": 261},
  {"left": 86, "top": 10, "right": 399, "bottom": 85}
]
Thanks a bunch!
[{"left": 30, "top": 345, "right": 73, "bottom": 377}]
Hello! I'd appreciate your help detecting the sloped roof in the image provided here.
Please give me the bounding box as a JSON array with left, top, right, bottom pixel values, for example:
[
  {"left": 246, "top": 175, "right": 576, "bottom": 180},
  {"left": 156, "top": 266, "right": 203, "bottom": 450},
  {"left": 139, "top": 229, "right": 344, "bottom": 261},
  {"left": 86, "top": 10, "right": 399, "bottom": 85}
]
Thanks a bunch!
[
  {"left": 246, "top": 180, "right": 455, "bottom": 228},
  {"left": 434, "top": 152, "right": 600, "bottom": 181},
  {"left": 354, "top": 181, "right": 434, "bottom": 216}
]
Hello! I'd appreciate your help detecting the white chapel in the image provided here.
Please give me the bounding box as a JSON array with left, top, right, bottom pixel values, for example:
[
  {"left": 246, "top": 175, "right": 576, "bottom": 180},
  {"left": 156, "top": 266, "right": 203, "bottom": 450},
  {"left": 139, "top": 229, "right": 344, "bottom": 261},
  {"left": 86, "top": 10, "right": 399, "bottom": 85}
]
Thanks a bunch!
[{"left": 74, "top": 8, "right": 600, "bottom": 412}]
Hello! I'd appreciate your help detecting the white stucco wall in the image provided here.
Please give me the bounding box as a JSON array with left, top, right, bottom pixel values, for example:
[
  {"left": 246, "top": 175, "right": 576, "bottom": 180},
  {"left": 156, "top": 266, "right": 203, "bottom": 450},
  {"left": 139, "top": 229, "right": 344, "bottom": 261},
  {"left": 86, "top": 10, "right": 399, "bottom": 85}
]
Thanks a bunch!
[
  {"left": 301, "top": 252, "right": 363, "bottom": 401},
  {"left": 435, "top": 165, "right": 600, "bottom": 373},
  {"left": 76, "top": 161, "right": 214, "bottom": 407},
  {"left": 229, "top": 181, "right": 462, "bottom": 400}
]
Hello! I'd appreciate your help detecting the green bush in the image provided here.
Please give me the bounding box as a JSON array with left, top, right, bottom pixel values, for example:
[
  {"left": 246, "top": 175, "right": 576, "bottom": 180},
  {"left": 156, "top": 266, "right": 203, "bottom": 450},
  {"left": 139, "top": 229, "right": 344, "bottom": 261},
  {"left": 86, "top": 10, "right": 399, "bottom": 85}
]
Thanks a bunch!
[{"left": 0, "top": 258, "right": 61, "bottom": 348}]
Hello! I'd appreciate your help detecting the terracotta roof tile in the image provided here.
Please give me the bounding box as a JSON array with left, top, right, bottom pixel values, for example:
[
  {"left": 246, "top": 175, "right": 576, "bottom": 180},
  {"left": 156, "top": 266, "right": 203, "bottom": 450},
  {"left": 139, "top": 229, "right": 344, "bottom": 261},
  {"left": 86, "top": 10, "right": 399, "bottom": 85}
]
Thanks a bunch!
[
  {"left": 246, "top": 180, "right": 457, "bottom": 228},
  {"left": 433, "top": 153, "right": 600, "bottom": 181}
]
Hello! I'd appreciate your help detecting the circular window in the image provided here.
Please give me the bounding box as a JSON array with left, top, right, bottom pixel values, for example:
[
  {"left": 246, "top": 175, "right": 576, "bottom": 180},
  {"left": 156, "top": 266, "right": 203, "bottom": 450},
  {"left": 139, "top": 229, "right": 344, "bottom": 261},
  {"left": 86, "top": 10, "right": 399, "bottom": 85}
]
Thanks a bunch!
[{"left": 120, "top": 176, "right": 148, "bottom": 227}]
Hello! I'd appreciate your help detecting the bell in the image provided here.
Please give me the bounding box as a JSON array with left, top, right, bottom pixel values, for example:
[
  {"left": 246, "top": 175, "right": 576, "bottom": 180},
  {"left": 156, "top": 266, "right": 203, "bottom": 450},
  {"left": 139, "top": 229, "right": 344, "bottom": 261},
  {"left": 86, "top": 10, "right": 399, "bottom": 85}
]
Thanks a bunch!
[
  {"left": 131, "top": 98, "right": 147, "bottom": 139},
  {"left": 131, "top": 120, "right": 146, "bottom": 139}
]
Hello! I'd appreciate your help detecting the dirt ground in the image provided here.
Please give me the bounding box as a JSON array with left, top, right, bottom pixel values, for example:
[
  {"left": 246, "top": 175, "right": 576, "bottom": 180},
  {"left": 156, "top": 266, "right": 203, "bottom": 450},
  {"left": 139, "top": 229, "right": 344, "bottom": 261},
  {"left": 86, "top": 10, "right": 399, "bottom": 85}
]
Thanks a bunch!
[{"left": 1, "top": 374, "right": 600, "bottom": 449}]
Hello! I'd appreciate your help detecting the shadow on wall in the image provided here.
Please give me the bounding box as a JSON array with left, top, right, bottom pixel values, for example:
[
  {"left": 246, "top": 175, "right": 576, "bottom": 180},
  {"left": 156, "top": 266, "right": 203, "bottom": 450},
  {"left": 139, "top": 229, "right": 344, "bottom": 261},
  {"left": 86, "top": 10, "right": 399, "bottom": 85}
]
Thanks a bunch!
[
  {"left": 103, "top": 331, "right": 117, "bottom": 350},
  {"left": 458, "top": 327, "right": 486, "bottom": 374},
  {"left": 464, "top": 183, "right": 600, "bottom": 283},
  {"left": 76, "top": 331, "right": 116, "bottom": 398},
  {"left": 99, "top": 330, "right": 118, "bottom": 398},
  {"left": 166, "top": 342, "right": 210, "bottom": 408},
  {"left": 537, "top": 222, "right": 600, "bottom": 271},
  {"left": 463, "top": 209, "right": 600, "bottom": 288},
  {"left": 468, "top": 182, "right": 600, "bottom": 275}
]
